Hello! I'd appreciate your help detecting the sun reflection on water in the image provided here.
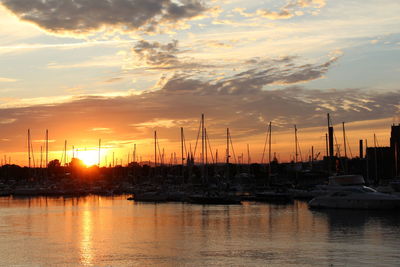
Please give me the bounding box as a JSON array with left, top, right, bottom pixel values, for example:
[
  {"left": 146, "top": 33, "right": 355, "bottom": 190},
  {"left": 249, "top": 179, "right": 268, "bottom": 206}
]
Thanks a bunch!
[{"left": 80, "top": 208, "right": 93, "bottom": 266}]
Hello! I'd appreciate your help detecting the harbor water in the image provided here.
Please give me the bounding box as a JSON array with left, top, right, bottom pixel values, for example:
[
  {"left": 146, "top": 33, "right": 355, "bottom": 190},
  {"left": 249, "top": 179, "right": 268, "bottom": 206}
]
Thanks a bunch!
[{"left": 0, "top": 196, "right": 399, "bottom": 266}]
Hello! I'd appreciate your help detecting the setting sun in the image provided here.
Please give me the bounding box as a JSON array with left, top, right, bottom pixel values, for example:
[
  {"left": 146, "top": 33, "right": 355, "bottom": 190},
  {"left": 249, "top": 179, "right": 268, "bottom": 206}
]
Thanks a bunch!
[{"left": 76, "top": 150, "right": 100, "bottom": 167}]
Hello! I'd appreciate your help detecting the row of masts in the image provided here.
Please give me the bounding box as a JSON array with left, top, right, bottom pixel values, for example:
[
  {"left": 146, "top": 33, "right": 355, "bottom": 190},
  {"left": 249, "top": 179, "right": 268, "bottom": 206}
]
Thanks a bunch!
[
  {"left": 15, "top": 113, "right": 383, "bottom": 168},
  {"left": 27, "top": 129, "right": 49, "bottom": 168}
]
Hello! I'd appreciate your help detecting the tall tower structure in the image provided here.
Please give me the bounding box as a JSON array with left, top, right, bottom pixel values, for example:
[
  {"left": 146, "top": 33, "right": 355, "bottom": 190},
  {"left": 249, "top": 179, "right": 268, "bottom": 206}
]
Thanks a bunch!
[{"left": 390, "top": 124, "right": 400, "bottom": 176}]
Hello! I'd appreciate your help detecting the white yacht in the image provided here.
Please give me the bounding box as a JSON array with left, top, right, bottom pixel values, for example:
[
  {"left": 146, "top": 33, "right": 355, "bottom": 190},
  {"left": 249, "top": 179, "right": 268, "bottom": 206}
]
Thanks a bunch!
[
  {"left": 292, "top": 174, "right": 366, "bottom": 199},
  {"left": 309, "top": 183, "right": 400, "bottom": 210}
]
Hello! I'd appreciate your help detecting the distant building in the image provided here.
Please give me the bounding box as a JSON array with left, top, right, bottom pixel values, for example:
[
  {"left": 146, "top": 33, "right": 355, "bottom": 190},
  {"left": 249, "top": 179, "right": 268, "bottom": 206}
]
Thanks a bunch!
[
  {"left": 366, "top": 147, "right": 393, "bottom": 184},
  {"left": 390, "top": 124, "right": 400, "bottom": 177}
]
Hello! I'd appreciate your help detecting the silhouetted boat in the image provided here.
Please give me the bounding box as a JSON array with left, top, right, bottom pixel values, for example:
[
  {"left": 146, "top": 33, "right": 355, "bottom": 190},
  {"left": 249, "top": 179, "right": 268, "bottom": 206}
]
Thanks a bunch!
[
  {"left": 255, "top": 191, "right": 293, "bottom": 203},
  {"left": 131, "top": 191, "right": 168, "bottom": 202},
  {"left": 13, "top": 187, "right": 39, "bottom": 196},
  {"left": 188, "top": 193, "right": 241, "bottom": 205}
]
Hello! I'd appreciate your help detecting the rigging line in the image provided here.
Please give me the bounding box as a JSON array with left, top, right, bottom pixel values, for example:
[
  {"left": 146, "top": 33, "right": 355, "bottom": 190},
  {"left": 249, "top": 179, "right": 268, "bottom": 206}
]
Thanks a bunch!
[
  {"left": 229, "top": 132, "right": 238, "bottom": 164},
  {"left": 193, "top": 119, "right": 202, "bottom": 159},
  {"left": 182, "top": 130, "right": 188, "bottom": 157},
  {"left": 156, "top": 136, "right": 162, "bottom": 165},
  {"left": 298, "top": 141, "right": 303, "bottom": 162},
  {"left": 206, "top": 130, "right": 215, "bottom": 164},
  {"left": 31, "top": 141, "right": 36, "bottom": 168},
  {"left": 375, "top": 135, "right": 381, "bottom": 147},
  {"left": 296, "top": 127, "right": 303, "bottom": 162},
  {"left": 333, "top": 131, "right": 341, "bottom": 157},
  {"left": 261, "top": 125, "right": 270, "bottom": 164},
  {"left": 346, "top": 137, "right": 353, "bottom": 158}
]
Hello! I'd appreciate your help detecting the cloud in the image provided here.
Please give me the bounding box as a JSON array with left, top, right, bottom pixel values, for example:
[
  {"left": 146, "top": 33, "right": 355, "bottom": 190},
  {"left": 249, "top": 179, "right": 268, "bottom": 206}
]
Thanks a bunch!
[
  {"left": 0, "top": 0, "right": 209, "bottom": 35},
  {"left": 0, "top": 77, "right": 17, "bottom": 82},
  {"left": 255, "top": 9, "right": 294, "bottom": 20},
  {"left": 234, "top": 0, "right": 326, "bottom": 20},
  {"left": 1, "top": 50, "right": 394, "bottom": 145},
  {"left": 0, "top": 48, "right": 398, "bottom": 162},
  {"left": 0, "top": 84, "right": 398, "bottom": 156},
  {"left": 0, "top": 118, "right": 16, "bottom": 124},
  {"left": 129, "top": 39, "right": 215, "bottom": 71},
  {"left": 133, "top": 39, "right": 180, "bottom": 67}
]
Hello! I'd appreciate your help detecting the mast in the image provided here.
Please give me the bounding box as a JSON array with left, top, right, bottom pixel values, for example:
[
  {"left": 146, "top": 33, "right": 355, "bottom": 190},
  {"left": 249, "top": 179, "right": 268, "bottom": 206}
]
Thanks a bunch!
[
  {"left": 294, "top": 125, "right": 298, "bottom": 163},
  {"left": 154, "top": 131, "right": 157, "bottom": 167},
  {"left": 342, "top": 122, "right": 347, "bottom": 158},
  {"left": 45, "top": 129, "right": 48, "bottom": 168},
  {"left": 133, "top": 144, "right": 136, "bottom": 162},
  {"left": 327, "top": 113, "right": 334, "bottom": 158},
  {"left": 226, "top": 128, "right": 230, "bottom": 164},
  {"left": 325, "top": 133, "right": 328, "bottom": 157},
  {"left": 247, "top": 144, "right": 250, "bottom": 165},
  {"left": 64, "top": 140, "right": 67, "bottom": 166},
  {"left": 268, "top": 121, "right": 272, "bottom": 175},
  {"left": 201, "top": 114, "right": 205, "bottom": 167},
  {"left": 374, "top": 134, "right": 378, "bottom": 184},
  {"left": 40, "top": 145, "right": 43, "bottom": 169},
  {"left": 205, "top": 128, "right": 208, "bottom": 165},
  {"left": 181, "top": 127, "right": 184, "bottom": 167},
  {"left": 311, "top": 146, "right": 314, "bottom": 167},
  {"left": 365, "top": 139, "right": 369, "bottom": 181},
  {"left": 28, "top": 129, "right": 31, "bottom": 168},
  {"left": 98, "top": 139, "right": 101, "bottom": 166}
]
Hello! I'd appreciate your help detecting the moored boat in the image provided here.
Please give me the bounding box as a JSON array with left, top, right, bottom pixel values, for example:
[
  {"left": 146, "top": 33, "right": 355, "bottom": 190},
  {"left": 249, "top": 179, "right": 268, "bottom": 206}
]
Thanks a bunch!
[{"left": 309, "top": 186, "right": 400, "bottom": 210}]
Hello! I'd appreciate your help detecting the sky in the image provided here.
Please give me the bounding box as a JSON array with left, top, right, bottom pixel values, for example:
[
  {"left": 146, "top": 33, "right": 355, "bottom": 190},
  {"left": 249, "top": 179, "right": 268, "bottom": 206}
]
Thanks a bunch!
[{"left": 0, "top": 0, "right": 399, "bottom": 166}]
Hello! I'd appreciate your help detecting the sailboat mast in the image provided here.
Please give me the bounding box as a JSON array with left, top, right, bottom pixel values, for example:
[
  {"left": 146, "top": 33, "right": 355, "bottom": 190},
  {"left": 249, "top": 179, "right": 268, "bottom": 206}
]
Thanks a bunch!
[
  {"left": 247, "top": 144, "right": 250, "bottom": 165},
  {"left": 201, "top": 114, "right": 205, "bottom": 183},
  {"left": 154, "top": 131, "right": 157, "bottom": 167},
  {"left": 374, "top": 134, "right": 378, "bottom": 183},
  {"left": 201, "top": 114, "right": 205, "bottom": 167},
  {"left": 133, "top": 144, "right": 136, "bottom": 162},
  {"left": 342, "top": 122, "right": 347, "bottom": 158},
  {"left": 181, "top": 127, "right": 184, "bottom": 167},
  {"left": 327, "top": 113, "right": 334, "bottom": 157},
  {"left": 64, "top": 140, "right": 67, "bottom": 165},
  {"left": 28, "top": 129, "right": 31, "bottom": 168},
  {"left": 98, "top": 139, "right": 101, "bottom": 166},
  {"left": 268, "top": 122, "right": 272, "bottom": 168},
  {"left": 205, "top": 128, "right": 208, "bottom": 165},
  {"left": 40, "top": 146, "right": 43, "bottom": 168},
  {"left": 45, "top": 129, "right": 48, "bottom": 168},
  {"left": 325, "top": 133, "right": 328, "bottom": 157},
  {"left": 294, "top": 125, "right": 298, "bottom": 163},
  {"left": 226, "top": 128, "right": 230, "bottom": 164}
]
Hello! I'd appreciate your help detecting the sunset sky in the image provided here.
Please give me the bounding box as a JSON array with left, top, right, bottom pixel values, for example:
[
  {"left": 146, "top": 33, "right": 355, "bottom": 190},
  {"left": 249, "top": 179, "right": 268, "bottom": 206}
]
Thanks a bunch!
[{"left": 0, "top": 0, "right": 399, "bottom": 166}]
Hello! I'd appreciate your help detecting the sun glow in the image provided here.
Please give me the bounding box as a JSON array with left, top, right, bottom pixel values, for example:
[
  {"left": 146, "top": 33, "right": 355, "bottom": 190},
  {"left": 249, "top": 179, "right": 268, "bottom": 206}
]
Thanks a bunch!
[{"left": 76, "top": 150, "right": 100, "bottom": 167}]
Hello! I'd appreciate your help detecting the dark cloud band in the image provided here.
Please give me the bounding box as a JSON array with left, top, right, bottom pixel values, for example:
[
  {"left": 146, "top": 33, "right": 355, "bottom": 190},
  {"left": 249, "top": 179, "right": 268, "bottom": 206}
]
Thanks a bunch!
[{"left": 0, "top": 0, "right": 208, "bottom": 34}]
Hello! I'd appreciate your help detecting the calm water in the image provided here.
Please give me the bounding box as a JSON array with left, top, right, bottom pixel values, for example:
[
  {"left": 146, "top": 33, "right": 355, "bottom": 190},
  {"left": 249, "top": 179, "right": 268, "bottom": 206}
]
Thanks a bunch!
[{"left": 0, "top": 196, "right": 399, "bottom": 266}]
